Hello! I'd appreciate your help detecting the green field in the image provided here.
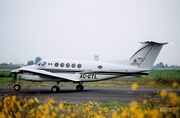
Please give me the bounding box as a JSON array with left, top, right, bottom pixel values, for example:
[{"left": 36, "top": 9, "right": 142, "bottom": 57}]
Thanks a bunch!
[{"left": 0, "top": 69, "right": 180, "bottom": 88}]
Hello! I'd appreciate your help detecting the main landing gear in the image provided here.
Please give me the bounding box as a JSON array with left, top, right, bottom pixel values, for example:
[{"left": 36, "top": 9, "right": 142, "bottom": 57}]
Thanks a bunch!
[
  {"left": 51, "top": 82, "right": 84, "bottom": 92},
  {"left": 51, "top": 82, "right": 60, "bottom": 93},
  {"left": 76, "top": 83, "right": 84, "bottom": 91}
]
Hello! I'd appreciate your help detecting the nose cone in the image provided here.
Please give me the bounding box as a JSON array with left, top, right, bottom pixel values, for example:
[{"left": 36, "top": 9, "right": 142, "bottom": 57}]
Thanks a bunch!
[
  {"left": 11, "top": 65, "right": 37, "bottom": 74},
  {"left": 11, "top": 69, "right": 19, "bottom": 74}
]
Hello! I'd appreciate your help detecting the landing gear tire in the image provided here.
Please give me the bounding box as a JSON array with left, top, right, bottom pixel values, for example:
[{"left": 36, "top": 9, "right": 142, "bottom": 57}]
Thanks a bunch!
[
  {"left": 76, "top": 85, "right": 84, "bottom": 91},
  {"left": 51, "top": 86, "right": 60, "bottom": 92},
  {"left": 14, "top": 84, "right": 21, "bottom": 91}
]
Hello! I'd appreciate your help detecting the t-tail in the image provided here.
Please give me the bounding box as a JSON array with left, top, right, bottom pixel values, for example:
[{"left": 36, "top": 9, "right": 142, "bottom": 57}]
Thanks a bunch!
[{"left": 128, "top": 41, "right": 168, "bottom": 69}]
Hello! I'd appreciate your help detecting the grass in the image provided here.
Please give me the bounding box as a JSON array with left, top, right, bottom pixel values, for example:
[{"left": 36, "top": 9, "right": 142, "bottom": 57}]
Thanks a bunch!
[
  {"left": 0, "top": 71, "right": 47, "bottom": 87},
  {"left": 99, "top": 102, "right": 129, "bottom": 110},
  {"left": 82, "top": 69, "right": 180, "bottom": 88},
  {"left": 148, "top": 69, "right": 180, "bottom": 79}
]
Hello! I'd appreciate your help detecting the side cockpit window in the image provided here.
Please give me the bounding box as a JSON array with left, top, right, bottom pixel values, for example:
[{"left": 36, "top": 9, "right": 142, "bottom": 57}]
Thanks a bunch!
[{"left": 41, "top": 62, "right": 46, "bottom": 66}]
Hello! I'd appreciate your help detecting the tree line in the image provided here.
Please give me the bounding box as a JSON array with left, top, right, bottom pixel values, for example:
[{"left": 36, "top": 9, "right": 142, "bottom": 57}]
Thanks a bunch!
[
  {"left": 153, "top": 62, "right": 180, "bottom": 68},
  {"left": 27, "top": 57, "right": 42, "bottom": 65},
  {"left": 0, "top": 57, "right": 42, "bottom": 66}
]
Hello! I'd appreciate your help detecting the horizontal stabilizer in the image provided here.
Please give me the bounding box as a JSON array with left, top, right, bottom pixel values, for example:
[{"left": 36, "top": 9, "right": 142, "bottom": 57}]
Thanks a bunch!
[
  {"left": 128, "top": 41, "right": 168, "bottom": 69},
  {"left": 140, "top": 41, "right": 168, "bottom": 45}
]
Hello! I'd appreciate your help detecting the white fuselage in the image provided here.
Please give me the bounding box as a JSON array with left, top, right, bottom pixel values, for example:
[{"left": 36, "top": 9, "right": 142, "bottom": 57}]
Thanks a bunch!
[{"left": 14, "top": 59, "right": 149, "bottom": 82}]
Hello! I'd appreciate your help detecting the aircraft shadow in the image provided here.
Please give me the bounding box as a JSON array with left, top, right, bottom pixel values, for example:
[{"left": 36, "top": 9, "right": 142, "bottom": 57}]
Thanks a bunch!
[{"left": 12, "top": 89, "right": 94, "bottom": 94}]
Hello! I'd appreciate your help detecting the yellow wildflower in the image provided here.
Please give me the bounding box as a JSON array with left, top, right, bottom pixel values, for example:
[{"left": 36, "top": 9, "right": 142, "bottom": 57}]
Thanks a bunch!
[
  {"left": 34, "top": 97, "right": 39, "bottom": 103},
  {"left": 51, "top": 111, "right": 57, "bottom": 117},
  {"left": 112, "top": 110, "right": 117, "bottom": 118},
  {"left": 168, "top": 92, "right": 179, "bottom": 105},
  {"left": 28, "top": 99, "right": 34, "bottom": 105},
  {"left": 38, "top": 105, "right": 43, "bottom": 110},
  {"left": 66, "top": 116, "right": 71, "bottom": 118},
  {"left": 89, "top": 101, "right": 93, "bottom": 105},
  {"left": 130, "top": 101, "right": 138, "bottom": 111},
  {"left": 15, "top": 112, "right": 21, "bottom": 118},
  {"left": 131, "top": 83, "right": 138, "bottom": 91},
  {"left": 11, "top": 96, "right": 16, "bottom": 102},
  {"left": 147, "top": 109, "right": 159, "bottom": 118},
  {"left": 70, "top": 113, "right": 75, "bottom": 117},
  {"left": 59, "top": 103, "right": 64, "bottom": 110},
  {"left": 43, "top": 104, "right": 49, "bottom": 110},
  {"left": 172, "top": 82, "right": 178, "bottom": 88},
  {"left": 46, "top": 98, "right": 55, "bottom": 104},
  {"left": 43, "top": 109, "right": 49, "bottom": 115},
  {"left": 160, "top": 89, "right": 167, "bottom": 97},
  {"left": 134, "top": 109, "right": 144, "bottom": 118},
  {"left": 150, "top": 81, "right": 155, "bottom": 85},
  {"left": 23, "top": 103, "right": 28, "bottom": 108},
  {"left": 143, "top": 100, "right": 147, "bottom": 104},
  {"left": 16, "top": 101, "right": 22, "bottom": 111}
]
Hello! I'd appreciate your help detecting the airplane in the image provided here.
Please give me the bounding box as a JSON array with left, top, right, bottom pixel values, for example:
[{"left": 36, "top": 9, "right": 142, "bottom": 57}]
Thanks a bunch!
[{"left": 11, "top": 41, "right": 168, "bottom": 92}]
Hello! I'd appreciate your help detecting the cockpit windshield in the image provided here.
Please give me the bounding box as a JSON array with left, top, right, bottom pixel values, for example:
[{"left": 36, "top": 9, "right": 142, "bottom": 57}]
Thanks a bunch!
[
  {"left": 37, "top": 62, "right": 41, "bottom": 66},
  {"left": 37, "top": 61, "right": 46, "bottom": 66}
]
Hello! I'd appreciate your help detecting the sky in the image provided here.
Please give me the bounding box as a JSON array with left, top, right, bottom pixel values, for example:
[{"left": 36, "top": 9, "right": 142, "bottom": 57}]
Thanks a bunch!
[{"left": 0, "top": 0, "right": 180, "bottom": 65}]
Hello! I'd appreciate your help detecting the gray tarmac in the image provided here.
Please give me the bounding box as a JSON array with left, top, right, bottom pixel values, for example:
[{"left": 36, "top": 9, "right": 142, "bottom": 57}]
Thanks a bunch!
[{"left": 0, "top": 86, "right": 179, "bottom": 104}]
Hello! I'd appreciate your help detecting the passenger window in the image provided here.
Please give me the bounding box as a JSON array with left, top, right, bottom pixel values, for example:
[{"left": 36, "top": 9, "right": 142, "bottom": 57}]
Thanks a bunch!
[
  {"left": 98, "top": 65, "right": 103, "bottom": 69},
  {"left": 66, "top": 63, "right": 70, "bottom": 68},
  {"left": 77, "top": 64, "right": 82, "bottom": 68},
  {"left": 60, "top": 63, "right": 64, "bottom": 67},
  {"left": 54, "top": 62, "right": 59, "bottom": 67},
  {"left": 71, "top": 63, "right": 76, "bottom": 68}
]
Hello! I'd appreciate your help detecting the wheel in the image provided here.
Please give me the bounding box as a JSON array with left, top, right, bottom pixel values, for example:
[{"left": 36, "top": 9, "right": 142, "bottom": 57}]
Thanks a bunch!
[
  {"left": 76, "top": 85, "right": 84, "bottom": 91},
  {"left": 51, "top": 86, "right": 59, "bottom": 92},
  {"left": 14, "top": 84, "right": 21, "bottom": 91}
]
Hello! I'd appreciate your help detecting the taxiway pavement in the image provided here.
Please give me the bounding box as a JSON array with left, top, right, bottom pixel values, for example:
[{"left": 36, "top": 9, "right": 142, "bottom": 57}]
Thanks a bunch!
[{"left": 0, "top": 86, "right": 179, "bottom": 104}]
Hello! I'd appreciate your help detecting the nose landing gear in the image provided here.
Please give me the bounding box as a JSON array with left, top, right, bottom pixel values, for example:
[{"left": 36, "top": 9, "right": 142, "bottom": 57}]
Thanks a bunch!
[
  {"left": 14, "top": 84, "right": 21, "bottom": 91},
  {"left": 14, "top": 75, "right": 21, "bottom": 91}
]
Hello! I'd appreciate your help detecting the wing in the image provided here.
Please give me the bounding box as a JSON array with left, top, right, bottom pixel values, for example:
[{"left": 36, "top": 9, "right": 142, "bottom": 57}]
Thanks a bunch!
[{"left": 20, "top": 68, "right": 80, "bottom": 82}]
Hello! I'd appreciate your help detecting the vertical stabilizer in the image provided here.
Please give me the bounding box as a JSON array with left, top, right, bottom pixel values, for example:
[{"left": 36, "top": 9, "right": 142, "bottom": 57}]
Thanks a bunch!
[{"left": 128, "top": 41, "right": 168, "bottom": 69}]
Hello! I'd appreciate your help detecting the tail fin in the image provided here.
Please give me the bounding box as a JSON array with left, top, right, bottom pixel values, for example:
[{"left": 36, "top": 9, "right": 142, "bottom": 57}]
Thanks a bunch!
[{"left": 128, "top": 41, "right": 168, "bottom": 69}]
